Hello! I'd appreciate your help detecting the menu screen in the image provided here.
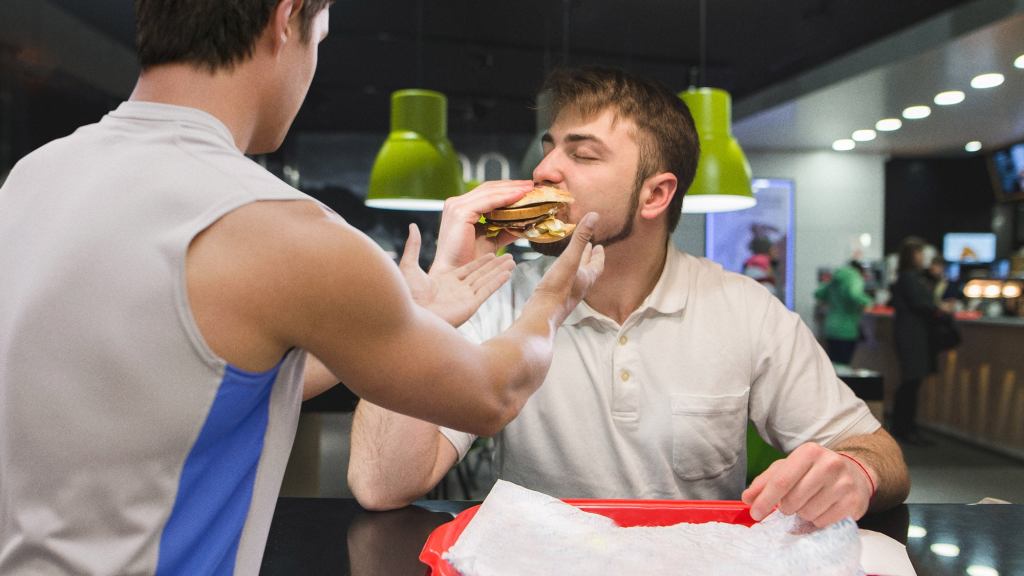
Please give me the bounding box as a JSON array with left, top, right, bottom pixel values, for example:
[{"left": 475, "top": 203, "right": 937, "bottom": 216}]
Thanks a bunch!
[
  {"left": 991, "top": 142, "right": 1024, "bottom": 197},
  {"left": 942, "top": 232, "right": 996, "bottom": 263}
]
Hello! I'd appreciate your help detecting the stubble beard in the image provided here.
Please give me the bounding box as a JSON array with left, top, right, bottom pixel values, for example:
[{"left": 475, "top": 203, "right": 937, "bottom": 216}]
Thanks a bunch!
[{"left": 530, "top": 181, "right": 642, "bottom": 257}]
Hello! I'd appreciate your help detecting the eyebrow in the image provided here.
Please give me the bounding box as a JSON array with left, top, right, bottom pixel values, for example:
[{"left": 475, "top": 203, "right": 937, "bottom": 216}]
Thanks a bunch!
[{"left": 541, "top": 132, "right": 609, "bottom": 151}]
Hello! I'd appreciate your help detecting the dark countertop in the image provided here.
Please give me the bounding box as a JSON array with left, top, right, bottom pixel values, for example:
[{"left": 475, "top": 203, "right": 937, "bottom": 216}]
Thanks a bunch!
[{"left": 261, "top": 497, "right": 1024, "bottom": 575}]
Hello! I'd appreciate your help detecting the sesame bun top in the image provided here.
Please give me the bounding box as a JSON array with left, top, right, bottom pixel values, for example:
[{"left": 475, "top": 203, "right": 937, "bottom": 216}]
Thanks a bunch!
[{"left": 507, "top": 185, "right": 574, "bottom": 208}]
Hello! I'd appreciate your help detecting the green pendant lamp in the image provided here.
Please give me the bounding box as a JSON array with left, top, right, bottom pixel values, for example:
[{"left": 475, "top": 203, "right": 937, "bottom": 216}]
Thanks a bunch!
[
  {"left": 678, "top": 87, "right": 756, "bottom": 213},
  {"left": 366, "top": 89, "right": 464, "bottom": 211}
]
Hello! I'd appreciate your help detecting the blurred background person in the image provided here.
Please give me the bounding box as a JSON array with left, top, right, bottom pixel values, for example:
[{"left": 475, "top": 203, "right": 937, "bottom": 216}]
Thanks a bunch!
[
  {"left": 890, "top": 237, "right": 939, "bottom": 446},
  {"left": 815, "top": 257, "right": 873, "bottom": 365}
]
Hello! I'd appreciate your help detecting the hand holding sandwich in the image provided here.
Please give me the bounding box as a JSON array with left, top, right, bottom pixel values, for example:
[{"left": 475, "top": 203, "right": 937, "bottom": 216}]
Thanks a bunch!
[{"left": 434, "top": 180, "right": 533, "bottom": 273}]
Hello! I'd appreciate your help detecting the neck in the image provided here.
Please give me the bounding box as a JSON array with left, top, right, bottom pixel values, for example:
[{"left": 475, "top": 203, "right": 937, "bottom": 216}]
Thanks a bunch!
[
  {"left": 584, "top": 226, "right": 670, "bottom": 325},
  {"left": 129, "top": 63, "right": 262, "bottom": 152}
]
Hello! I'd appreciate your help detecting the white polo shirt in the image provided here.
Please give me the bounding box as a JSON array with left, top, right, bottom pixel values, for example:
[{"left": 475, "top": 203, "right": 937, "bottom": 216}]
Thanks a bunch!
[{"left": 441, "top": 244, "right": 879, "bottom": 500}]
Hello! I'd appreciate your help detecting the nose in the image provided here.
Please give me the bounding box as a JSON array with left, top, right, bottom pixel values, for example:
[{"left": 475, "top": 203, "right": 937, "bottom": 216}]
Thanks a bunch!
[{"left": 532, "top": 148, "right": 564, "bottom": 187}]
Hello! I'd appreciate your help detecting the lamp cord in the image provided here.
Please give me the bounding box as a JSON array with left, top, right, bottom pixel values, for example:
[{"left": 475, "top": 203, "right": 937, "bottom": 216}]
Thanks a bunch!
[
  {"left": 699, "top": 0, "right": 707, "bottom": 87},
  {"left": 562, "top": 0, "right": 571, "bottom": 66},
  {"left": 415, "top": 0, "right": 424, "bottom": 86}
]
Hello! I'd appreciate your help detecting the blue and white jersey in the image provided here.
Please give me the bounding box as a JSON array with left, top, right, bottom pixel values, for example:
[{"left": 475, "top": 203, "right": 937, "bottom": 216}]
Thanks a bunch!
[{"left": 0, "top": 101, "right": 310, "bottom": 574}]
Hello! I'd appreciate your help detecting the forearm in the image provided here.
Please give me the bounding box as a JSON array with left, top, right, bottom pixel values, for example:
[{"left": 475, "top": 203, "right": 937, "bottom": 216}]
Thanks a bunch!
[
  {"left": 475, "top": 293, "right": 563, "bottom": 420},
  {"left": 348, "top": 400, "right": 453, "bottom": 510},
  {"left": 833, "top": 428, "right": 910, "bottom": 512}
]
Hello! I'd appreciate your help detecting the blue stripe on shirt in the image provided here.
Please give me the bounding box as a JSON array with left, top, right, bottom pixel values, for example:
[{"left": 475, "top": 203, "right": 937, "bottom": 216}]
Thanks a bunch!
[{"left": 155, "top": 360, "right": 282, "bottom": 575}]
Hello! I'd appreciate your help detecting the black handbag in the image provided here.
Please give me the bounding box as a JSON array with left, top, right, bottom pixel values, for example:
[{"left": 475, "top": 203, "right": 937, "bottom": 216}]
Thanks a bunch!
[{"left": 931, "top": 313, "right": 961, "bottom": 352}]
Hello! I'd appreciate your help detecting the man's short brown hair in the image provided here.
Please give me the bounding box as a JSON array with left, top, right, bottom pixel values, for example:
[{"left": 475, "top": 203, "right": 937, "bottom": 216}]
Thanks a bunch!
[
  {"left": 134, "top": 0, "right": 332, "bottom": 71},
  {"left": 541, "top": 67, "right": 699, "bottom": 233}
]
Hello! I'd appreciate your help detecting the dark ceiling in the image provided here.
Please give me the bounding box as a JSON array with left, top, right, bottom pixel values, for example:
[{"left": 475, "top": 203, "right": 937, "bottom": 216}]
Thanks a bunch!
[{"left": 47, "top": 0, "right": 972, "bottom": 134}]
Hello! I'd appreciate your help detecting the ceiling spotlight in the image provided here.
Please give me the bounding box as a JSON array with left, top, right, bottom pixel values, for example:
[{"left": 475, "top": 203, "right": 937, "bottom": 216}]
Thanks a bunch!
[
  {"left": 965, "top": 141, "right": 982, "bottom": 152},
  {"left": 929, "top": 543, "right": 960, "bottom": 558},
  {"left": 907, "top": 525, "right": 927, "bottom": 539},
  {"left": 852, "top": 129, "right": 876, "bottom": 142},
  {"left": 876, "top": 118, "right": 902, "bottom": 131},
  {"left": 832, "top": 139, "right": 855, "bottom": 151},
  {"left": 902, "top": 105, "right": 931, "bottom": 120},
  {"left": 1016, "top": 54, "right": 1024, "bottom": 69},
  {"left": 966, "top": 566, "right": 999, "bottom": 576},
  {"left": 934, "top": 90, "right": 965, "bottom": 105},
  {"left": 971, "top": 73, "right": 1004, "bottom": 89}
]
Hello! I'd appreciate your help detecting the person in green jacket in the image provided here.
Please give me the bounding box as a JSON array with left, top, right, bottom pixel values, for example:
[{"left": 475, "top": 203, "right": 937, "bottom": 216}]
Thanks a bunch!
[{"left": 815, "top": 261, "right": 873, "bottom": 364}]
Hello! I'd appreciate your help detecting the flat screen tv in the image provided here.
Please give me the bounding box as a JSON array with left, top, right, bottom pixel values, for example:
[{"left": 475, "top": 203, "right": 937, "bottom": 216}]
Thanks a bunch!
[
  {"left": 989, "top": 141, "right": 1024, "bottom": 201},
  {"left": 942, "top": 232, "right": 996, "bottom": 263}
]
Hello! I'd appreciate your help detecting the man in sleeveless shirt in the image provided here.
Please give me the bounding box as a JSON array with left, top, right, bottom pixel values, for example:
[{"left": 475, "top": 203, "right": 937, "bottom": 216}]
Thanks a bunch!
[{"left": 0, "top": 1, "right": 606, "bottom": 573}]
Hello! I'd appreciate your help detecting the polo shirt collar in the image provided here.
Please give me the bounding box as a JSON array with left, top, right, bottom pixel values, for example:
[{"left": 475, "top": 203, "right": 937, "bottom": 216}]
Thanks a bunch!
[{"left": 564, "top": 241, "right": 691, "bottom": 326}]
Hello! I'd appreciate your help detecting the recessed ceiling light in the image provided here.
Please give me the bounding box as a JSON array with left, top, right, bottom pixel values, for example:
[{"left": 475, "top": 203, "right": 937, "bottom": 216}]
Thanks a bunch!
[
  {"left": 934, "top": 90, "right": 965, "bottom": 105},
  {"left": 852, "top": 129, "right": 876, "bottom": 142},
  {"left": 907, "top": 525, "right": 927, "bottom": 538},
  {"left": 902, "top": 105, "right": 931, "bottom": 120},
  {"left": 965, "top": 141, "right": 982, "bottom": 152},
  {"left": 876, "top": 118, "right": 902, "bottom": 131},
  {"left": 832, "top": 139, "right": 855, "bottom": 151},
  {"left": 1016, "top": 54, "right": 1024, "bottom": 69},
  {"left": 966, "top": 566, "right": 999, "bottom": 576},
  {"left": 971, "top": 73, "right": 1004, "bottom": 89},
  {"left": 930, "top": 543, "right": 960, "bottom": 558}
]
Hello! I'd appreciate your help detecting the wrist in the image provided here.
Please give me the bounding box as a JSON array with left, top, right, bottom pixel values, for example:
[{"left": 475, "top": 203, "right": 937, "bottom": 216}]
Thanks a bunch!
[{"left": 838, "top": 451, "right": 877, "bottom": 500}]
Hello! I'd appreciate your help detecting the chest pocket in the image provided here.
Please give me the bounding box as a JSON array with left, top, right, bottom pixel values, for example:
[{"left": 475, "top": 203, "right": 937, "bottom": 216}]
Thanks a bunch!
[{"left": 670, "top": 391, "right": 749, "bottom": 480}]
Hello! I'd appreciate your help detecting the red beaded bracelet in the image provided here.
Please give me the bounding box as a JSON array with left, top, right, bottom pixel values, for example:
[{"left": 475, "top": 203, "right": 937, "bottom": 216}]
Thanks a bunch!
[{"left": 838, "top": 452, "right": 876, "bottom": 498}]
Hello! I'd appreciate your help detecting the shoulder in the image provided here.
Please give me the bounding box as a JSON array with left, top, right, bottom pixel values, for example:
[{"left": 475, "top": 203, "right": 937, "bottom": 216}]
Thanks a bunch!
[{"left": 683, "top": 251, "right": 770, "bottom": 300}]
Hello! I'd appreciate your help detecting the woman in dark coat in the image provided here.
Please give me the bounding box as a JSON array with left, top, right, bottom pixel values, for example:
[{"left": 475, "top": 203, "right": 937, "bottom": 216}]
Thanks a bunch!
[{"left": 890, "top": 237, "right": 937, "bottom": 445}]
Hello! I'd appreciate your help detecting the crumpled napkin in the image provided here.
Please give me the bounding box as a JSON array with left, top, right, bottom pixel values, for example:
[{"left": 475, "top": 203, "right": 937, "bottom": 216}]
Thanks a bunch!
[{"left": 443, "top": 480, "right": 863, "bottom": 576}]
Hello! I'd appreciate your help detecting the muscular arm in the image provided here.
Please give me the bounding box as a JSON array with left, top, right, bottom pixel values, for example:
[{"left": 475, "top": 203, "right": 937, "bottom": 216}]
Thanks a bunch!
[{"left": 186, "top": 200, "right": 601, "bottom": 436}]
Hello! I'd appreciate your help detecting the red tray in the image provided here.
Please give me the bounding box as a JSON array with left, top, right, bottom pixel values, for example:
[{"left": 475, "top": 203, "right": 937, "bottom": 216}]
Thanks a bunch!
[{"left": 420, "top": 499, "right": 755, "bottom": 575}]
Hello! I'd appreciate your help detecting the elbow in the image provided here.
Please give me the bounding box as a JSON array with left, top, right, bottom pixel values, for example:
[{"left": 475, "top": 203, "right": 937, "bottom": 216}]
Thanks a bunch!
[
  {"left": 349, "top": 478, "right": 416, "bottom": 512},
  {"left": 348, "top": 468, "right": 417, "bottom": 512},
  {"left": 469, "top": 394, "right": 521, "bottom": 437}
]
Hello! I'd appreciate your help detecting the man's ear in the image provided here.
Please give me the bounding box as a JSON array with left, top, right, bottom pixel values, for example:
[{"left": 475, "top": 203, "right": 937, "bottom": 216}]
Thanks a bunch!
[
  {"left": 268, "top": 0, "right": 299, "bottom": 55},
  {"left": 638, "top": 172, "right": 678, "bottom": 221}
]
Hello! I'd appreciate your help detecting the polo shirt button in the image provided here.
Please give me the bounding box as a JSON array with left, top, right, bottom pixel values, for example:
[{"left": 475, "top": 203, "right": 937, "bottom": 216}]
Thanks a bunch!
[
  {"left": 618, "top": 335, "right": 628, "bottom": 346},
  {"left": 621, "top": 370, "right": 630, "bottom": 382}
]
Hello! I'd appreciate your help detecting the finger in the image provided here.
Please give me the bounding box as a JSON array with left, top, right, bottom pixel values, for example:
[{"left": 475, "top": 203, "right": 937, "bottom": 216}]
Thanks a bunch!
[
  {"left": 466, "top": 254, "right": 515, "bottom": 287},
  {"left": 777, "top": 465, "right": 828, "bottom": 516},
  {"left": 746, "top": 451, "right": 816, "bottom": 521},
  {"left": 474, "top": 269, "right": 513, "bottom": 302},
  {"left": 792, "top": 481, "right": 839, "bottom": 524},
  {"left": 810, "top": 499, "right": 853, "bottom": 529},
  {"left": 447, "top": 181, "right": 533, "bottom": 217},
  {"left": 741, "top": 459, "right": 780, "bottom": 505},
  {"left": 581, "top": 241, "right": 593, "bottom": 264},
  {"left": 399, "top": 223, "right": 422, "bottom": 269},
  {"left": 451, "top": 252, "right": 497, "bottom": 281},
  {"left": 531, "top": 212, "right": 599, "bottom": 296},
  {"left": 584, "top": 244, "right": 605, "bottom": 277}
]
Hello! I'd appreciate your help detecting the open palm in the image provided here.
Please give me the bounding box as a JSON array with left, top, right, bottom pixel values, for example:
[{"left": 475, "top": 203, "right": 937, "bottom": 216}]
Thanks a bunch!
[{"left": 399, "top": 224, "right": 515, "bottom": 327}]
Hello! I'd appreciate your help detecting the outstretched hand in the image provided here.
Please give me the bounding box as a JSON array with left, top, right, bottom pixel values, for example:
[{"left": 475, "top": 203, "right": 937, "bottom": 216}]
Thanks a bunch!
[{"left": 398, "top": 223, "right": 515, "bottom": 327}]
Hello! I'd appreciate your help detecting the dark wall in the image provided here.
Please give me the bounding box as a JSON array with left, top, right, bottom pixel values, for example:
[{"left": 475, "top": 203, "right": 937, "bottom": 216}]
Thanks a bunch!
[{"left": 884, "top": 157, "right": 1009, "bottom": 255}]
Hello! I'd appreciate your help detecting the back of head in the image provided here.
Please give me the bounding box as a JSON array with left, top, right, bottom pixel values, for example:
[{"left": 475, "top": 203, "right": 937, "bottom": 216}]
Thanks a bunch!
[
  {"left": 134, "top": 0, "right": 332, "bottom": 71},
  {"left": 540, "top": 67, "right": 699, "bottom": 233},
  {"left": 897, "top": 237, "right": 926, "bottom": 274}
]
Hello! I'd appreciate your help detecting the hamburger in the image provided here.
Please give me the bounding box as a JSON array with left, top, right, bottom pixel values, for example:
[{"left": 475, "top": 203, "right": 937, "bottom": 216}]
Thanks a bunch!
[{"left": 483, "top": 186, "right": 575, "bottom": 244}]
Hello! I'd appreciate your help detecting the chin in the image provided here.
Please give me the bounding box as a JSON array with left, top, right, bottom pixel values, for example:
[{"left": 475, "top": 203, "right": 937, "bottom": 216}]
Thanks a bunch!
[{"left": 530, "top": 237, "right": 572, "bottom": 257}]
